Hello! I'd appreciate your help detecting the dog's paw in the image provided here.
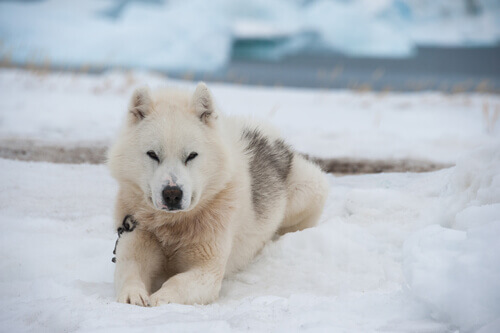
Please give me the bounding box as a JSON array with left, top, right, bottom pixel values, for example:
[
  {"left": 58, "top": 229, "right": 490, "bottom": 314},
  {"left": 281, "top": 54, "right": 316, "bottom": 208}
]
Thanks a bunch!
[
  {"left": 149, "top": 289, "right": 181, "bottom": 306},
  {"left": 117, "top": 286, "right": 150, "bottom": 307}
]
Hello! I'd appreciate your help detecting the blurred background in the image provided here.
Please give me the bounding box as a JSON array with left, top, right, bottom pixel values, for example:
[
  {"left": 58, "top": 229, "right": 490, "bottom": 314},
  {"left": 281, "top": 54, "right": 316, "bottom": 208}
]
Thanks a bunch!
[
  {"left": 1, "top": 3, "right": 500, "bottom": 331},
  {"left": 1, "top": 0, "right": 499, "bottom": 93}
]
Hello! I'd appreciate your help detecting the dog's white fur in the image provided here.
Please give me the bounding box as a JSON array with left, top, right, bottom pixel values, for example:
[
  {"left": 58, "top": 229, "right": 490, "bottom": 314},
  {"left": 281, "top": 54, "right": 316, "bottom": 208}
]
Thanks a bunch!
[{"left": 108, "top": 83, "right": 329, "bottom": 306}]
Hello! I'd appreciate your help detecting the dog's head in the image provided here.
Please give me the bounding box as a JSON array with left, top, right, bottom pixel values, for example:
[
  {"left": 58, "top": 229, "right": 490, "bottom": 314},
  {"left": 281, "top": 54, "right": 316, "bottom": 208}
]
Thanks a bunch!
[{"left": 108, "top": 82, "right": 231, "bottom": 213}]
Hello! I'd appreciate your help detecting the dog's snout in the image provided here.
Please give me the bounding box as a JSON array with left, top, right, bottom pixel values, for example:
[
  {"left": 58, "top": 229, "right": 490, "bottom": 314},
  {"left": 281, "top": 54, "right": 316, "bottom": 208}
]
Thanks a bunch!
[{"left": 162, "top": 186, "right": 183, "bottom": 210}]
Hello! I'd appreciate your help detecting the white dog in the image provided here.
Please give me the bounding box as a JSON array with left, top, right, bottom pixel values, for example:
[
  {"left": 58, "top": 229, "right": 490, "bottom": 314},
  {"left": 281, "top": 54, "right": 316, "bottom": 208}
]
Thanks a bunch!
[{"left": 107, "top": 82, "right": 328, "bottom": 306}]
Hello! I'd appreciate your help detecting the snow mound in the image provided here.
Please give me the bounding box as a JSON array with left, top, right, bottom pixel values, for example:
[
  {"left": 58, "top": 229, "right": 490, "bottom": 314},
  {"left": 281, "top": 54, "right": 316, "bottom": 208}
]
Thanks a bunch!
[{"left": 403, "top": 146, "right": 500, "bottom": 332}]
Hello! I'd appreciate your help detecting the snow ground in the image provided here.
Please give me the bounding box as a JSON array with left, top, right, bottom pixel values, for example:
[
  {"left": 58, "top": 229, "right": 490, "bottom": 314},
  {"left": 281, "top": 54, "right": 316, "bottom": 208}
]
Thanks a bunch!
[
  {"left": 0, "top": 148, "right": 499, "bottom": 332},
  {"left": 0, "top": 69, "right": 499, "bottom": 332},
  {"left": 0, "top": 69, "right": 499, "bottom": 163}
]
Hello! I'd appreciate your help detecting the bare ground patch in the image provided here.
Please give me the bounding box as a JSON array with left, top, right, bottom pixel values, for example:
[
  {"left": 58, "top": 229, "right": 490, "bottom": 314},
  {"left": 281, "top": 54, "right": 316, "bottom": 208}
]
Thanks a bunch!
[
  {"left": 0, "top": 139, "right": 451, "bottom": 174},
  {"left": 304, "top": 155, "right": 451, "bottom": 175},
  {"left": 0, "top": 139, "right": 108, "bottom": 165}
]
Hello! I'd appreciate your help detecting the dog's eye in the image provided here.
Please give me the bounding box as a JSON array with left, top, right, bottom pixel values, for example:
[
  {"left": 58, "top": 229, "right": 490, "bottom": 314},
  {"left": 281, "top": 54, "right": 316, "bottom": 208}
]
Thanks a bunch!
[
  {"left": 185, "top": 152, "right": 198, "bottom": 164},
  {"left": 147, "top": 150, "right": 159, "bottom": 162}
]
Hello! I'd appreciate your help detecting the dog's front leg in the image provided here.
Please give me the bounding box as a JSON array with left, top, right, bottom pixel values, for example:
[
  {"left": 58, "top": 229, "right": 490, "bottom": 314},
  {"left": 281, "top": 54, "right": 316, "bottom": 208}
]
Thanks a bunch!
[
  {"left": 114, "top": 228, "right": 165, "bottom": 306},
  {"left": 149, "top": 242, "right": 228, "bottom": 305}
]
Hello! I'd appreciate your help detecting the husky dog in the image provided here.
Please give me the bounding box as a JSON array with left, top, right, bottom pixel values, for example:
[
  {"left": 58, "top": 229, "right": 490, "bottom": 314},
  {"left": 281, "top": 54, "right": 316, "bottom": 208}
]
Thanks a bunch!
[{"left": 107, "top": 83, "right": 329, "bottom": 306}]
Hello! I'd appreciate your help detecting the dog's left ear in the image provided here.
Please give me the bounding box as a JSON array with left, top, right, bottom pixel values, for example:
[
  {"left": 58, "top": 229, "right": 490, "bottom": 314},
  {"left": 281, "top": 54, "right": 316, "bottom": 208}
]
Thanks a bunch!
[{"left": 191, "top": 82, "right": 217, "bottom": 125}]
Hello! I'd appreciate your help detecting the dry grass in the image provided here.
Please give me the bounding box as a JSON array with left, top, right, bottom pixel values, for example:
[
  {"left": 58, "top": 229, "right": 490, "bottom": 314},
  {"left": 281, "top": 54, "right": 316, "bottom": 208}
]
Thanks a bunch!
[{"left": 482, "top": 101, "right": 500, "bottom": 133}]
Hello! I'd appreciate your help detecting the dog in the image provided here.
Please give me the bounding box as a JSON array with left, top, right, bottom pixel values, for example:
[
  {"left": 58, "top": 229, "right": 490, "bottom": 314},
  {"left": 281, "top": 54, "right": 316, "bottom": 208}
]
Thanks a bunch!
[{"left": 107, "top": 82, "right": 329, "bottom": 306}]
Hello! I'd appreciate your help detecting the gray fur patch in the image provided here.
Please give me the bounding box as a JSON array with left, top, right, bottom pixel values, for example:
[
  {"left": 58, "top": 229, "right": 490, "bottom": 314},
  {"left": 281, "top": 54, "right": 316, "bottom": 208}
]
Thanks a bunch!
[{"left": 242, "top": 128, "right": 293, "bottom": 217}]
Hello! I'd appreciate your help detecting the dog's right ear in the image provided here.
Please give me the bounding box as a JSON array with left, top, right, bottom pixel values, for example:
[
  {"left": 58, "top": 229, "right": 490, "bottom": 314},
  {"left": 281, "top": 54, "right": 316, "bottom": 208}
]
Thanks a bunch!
[
  {"left": 191, "top": 82, "right": 217, "bottom": 126},
  {"left": 128, "top": 87, "right": 153, "bottom": 124}
]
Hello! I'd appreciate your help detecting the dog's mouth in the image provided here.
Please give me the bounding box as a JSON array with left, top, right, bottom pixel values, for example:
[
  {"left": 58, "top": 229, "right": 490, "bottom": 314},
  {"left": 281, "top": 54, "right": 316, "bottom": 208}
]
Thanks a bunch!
[{"left": 160, "top": 206, "right": 183, "bottom": 213}]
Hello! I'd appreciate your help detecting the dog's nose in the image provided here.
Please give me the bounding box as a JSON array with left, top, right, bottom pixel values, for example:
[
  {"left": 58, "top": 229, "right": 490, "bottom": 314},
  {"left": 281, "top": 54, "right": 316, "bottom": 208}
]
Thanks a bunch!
[{"left": 162, "top": 186, "right": 183, "bottom": 210}]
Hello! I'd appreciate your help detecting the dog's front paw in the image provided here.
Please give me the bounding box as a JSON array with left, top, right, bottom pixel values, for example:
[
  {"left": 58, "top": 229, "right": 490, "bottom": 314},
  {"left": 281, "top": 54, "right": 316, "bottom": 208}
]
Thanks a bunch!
[
  {"left": 149, "top": 288, "right": 182, "bottom": 306},
  {"left": 117, "top": 285, "right": 150, "bottom": 307}
]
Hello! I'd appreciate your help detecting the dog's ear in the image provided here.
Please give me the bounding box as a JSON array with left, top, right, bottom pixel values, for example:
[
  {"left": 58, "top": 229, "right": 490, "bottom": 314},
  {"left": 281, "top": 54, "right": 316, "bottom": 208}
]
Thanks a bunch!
[
  {"left": 191, "top": 82, "right": 217, "bottom": 125},
  {"left": 128, "top": 87, "right": 153, "bottom": 123}
]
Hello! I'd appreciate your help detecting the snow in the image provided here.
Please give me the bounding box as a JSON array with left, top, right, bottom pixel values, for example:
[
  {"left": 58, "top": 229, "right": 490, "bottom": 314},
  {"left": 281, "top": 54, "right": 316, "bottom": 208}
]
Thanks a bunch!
[
  {"left": 1, "top": 69, "right": 499, "bottom": 163},
  {"left": 403, "top": 148, "right": 500, "bottom": 332},
  {"left": 1, "top": 147, "right": 499, "bottom": 331},
  {"left": 0, "top": 68, "right": 499, "bottom": 331},
  {"left": 1, "top": 0, "right": 499, "bottom": 71}
]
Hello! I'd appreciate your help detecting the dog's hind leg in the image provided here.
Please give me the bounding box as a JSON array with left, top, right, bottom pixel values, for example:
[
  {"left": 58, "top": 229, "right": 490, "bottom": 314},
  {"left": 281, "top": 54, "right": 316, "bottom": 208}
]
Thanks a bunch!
[{"left": 277, "top": 155, "right": 329, "bottom": 235}]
